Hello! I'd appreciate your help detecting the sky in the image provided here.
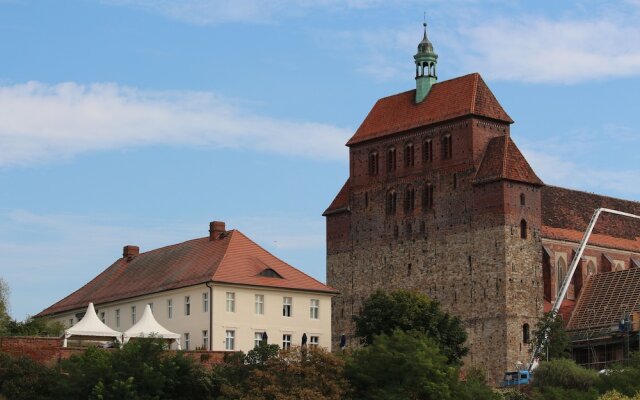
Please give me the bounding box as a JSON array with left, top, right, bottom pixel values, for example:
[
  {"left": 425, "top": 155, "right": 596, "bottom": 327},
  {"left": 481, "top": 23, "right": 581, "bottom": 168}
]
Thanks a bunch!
[{"left": 1, "top": 0, "right": 639, "bottom": 320}]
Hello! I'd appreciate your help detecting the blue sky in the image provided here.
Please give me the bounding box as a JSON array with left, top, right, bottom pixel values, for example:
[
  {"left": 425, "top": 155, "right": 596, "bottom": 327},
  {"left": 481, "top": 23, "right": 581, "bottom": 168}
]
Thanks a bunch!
[{"left": 1, "top": 0, "right": 639, "bottom": 320}]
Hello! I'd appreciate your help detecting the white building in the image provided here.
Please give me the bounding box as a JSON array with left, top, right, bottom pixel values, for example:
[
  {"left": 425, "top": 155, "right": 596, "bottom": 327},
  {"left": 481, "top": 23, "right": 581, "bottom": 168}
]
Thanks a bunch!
[{"left": 38, "top": 221, "right": 337, "bottom": 352}]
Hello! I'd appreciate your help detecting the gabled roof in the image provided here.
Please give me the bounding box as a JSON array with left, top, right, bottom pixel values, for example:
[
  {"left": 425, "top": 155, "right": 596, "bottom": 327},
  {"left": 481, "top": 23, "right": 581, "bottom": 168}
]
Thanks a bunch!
[
  {"left": 473, "top": 135, "right": 543, "bottom": 186},
  {"left": 346, "top": 73, "right": 513, "bottom": 146},
  {"left": 567, "top": 268, "right": 640, "bottom": 339},
  {"left": 39, "top": 230, "right": 337, "bottom": 317},
  {"left": 323, "top": 179, "right": 350, "bottom": 216}
]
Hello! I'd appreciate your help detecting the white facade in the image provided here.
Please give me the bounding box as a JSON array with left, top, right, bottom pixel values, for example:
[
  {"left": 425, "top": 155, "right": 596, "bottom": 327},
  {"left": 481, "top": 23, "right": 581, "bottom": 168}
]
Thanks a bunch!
[{"left": 52, "top": 282, "right": 333, "bottom": 352}]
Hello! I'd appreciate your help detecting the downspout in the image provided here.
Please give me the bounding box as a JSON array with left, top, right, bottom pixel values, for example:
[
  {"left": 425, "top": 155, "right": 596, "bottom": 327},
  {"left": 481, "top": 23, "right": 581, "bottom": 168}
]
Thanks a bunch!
[{"left": 206, "top": 281, "right": 213, "bottom": 350}]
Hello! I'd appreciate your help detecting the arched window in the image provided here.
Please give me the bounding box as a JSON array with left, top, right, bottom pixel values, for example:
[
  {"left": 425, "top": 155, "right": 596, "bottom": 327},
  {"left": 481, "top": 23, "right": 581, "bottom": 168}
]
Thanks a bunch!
[
  {"left": 423, "top": 139, "right": 433, "bottom": 163},
  {"left": 520, "top": 219, "right": 527, "bottom": 239},
  {"left": 520, "top": 193, "right": 526, "bottom": 206},
  {"left": 368, "top": 151, "right": 378, "bottom": 176},
  {"left": 442, "top": 134, "right": 452, "bottom": 160},
  {"left": 404, "top": 143, "right": 414, "bottom": 167},
  {"left": 386, "top": 190, "right": 397, "bottom": 215},
  {"left": 404, "top": 185, "right": 415, "bottom": 213},
  {"left": 522, "top": 323, "right": 530, "bottom": 343},
  {"left": 387, "top": 147, "right": 396, "bottom": 172},
  {"left": 587, "top": 261, "right": 596, "bottom": 277},
  {"left": 557, "top": 258, "right": 567, "bottom": 295},
  {"left": 423, "top": 182, "right": 434, "bottom": 209}
]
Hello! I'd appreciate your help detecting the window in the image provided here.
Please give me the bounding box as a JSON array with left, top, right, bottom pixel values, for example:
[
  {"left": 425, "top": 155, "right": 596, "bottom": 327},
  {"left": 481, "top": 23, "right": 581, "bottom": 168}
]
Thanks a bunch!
[
  {"left": 225, "top": 330, "right": 235, "bottom": 350},
  {"left": 587, "top": 261, "right": 596, "bottom": 276},
  {"left": 148, "top": 302, "right": 153, "bottom": 312},
  {"left": 226, "top": 292, "right": 235, "bottom": 312},
  {"left": 387, "top": 147, "right": 396, "bottom": 172},
  {"left": 520, "top": 193, "right": 526, "bottom": 206},
  {"left": 310, "top": 299, "right": 319, "bottom": 319},
  {"left": 523, "top": 324, "right": 530, "bottom": 344},
  {"left": 255, "top": 332, "right": 264, "bottom": 348},
  {"left": 255, "top": 294, "right": 264, "bottom": 315},
  {"left": 283, "top": 297, "right": 292, "bottom": 317},
  {"left": 202, "top": 330, "right": 209, "bottom": 350},
  {"left": 442, "top": 134, "right": 452, "bottom": 159},
  {"left": 368, "top": 151, "right": 379, "bottom": 176},
  {"left": 423, "top": 139, "right": 433, "bottom": 163},
  {"left": 404, "top": 143, "right": 414, "bottom": 167},
  {"left": 520, "top": 219, "right": 528, "bottom": 239},
  {"left": 557, "top": 258, "right": 567, "bottom": 295},
  {"left": 386, "top": 190, "right": 397, "bottom": 215},
  {"left": 100, "top": 311, "right": 105, "bottom": 324},
  {"left": 185, "top": 296, "right": 191, "bottom": 315},
  {"left": 167, "top": 299, "right": 173, "bottom": 319},
  {"left": 115, "top": 309, "right": 120, "bottom": 328},
  {"left": 404, "top": 185, "right": 415, "bottom": 213},
  {"left": 282, "top": 334, "right": 292, "bottom": 349},
  {"left": 453, "top": 173, "right": 457, "bottom": 189},
  {"left": 203, "top": 292, "right": 209, "bottom": 312},
  {"left": 310, "top": 336, "right": 319, "bottom": 348},
  {"left": 184, "top": 333, "right": 190, "bottom": 351},
  {"left": 131, "top": 306, "right": 136, "bottom": 324},
  {"left": 68, "top": 318, "right": 74, "bottom": 327},
  {"left": 423, "top": 182, "right": 434, "bottom": 209},
  {"left": 364, "top": 192, "right": 369, "bottom": 208}
]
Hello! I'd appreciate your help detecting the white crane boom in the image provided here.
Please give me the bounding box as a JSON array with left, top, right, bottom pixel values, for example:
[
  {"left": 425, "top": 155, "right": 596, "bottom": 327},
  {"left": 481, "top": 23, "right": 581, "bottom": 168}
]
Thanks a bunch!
[{"left": 528, "top": 207, "right": 640, "bottom": 371}]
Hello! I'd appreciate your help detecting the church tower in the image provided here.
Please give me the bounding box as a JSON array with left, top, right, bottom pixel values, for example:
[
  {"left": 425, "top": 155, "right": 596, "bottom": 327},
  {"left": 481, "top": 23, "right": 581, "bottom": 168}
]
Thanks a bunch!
[{"left": 414, "top": 22, "right": 438, "bottom": 103}]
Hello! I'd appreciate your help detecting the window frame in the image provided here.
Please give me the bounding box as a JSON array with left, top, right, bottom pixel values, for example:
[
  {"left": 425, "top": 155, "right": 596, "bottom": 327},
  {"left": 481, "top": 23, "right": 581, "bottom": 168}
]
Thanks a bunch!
[
  {"left": 283, "top": 297, "right": 292, "bottom": 317},
  {"left": 184, "top": 332, "right": 190, "bottom": 351},
  {"left": 255, "top": 294, "right": 264, "bottom": 315},
  {"left": 115, "top": 309, "right": 120, "bottom": 328},
  {"left": 167, "top": 299, "right": 173, "bottom": 319},
  {"left": 225, "top": 330, "right": 235, "bottom": 350},
  {"left": 202, "top": 330, "right": 209, "bottom": 350},
  {"left": 203, "top": 292, "right": 209, "bottom": 313},
  {"left": 226, "top": 292, "right": 236, "bottom": 313},
  {"left": 309, "top": 335, "right": 319, "bottom": 348},
  {"left": 282, "top": 334, "right": 292, "bottom": 349},
  {"left": 310, "top": 299, "right": 319, "bottom": 319},
  {"left": 254, "top": 332, "right": 264, "bottom": 348},
  {"left": 131, "top": 306, "right": 136, "bottom": 324},
  {"left": 185, "top": 296, "right": 191, "bottom": 316}
]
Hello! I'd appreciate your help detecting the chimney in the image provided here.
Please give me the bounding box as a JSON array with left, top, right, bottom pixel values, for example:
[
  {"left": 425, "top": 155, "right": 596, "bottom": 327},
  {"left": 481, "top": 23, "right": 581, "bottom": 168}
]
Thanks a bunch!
[
  {"left": 209, "top": 221, "right": 226, "bottom": 240},
  {"left": 123, "top": 245, "right": 139, "bottom": 261}
]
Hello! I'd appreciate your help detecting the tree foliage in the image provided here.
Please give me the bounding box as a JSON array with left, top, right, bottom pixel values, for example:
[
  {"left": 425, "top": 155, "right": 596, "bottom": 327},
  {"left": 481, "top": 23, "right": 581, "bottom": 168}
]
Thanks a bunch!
[
  {"left": 532, "top": 312, "right": 571, "bottom": 361},
  {"left": 0, "top": 278, "right": 10, "bottom": 336},
  {"left": 531, "top": 358, "right": 600, "bottom": 400},
  {"left": 353, "top": 289, "right": 468, "bottom": 364}
]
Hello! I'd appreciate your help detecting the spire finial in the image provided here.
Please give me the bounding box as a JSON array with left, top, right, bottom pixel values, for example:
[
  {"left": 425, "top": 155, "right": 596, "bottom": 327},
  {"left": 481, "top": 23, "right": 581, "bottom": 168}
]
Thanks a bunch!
[{"left": 423, "top": 12, "right": 427, "bottom": 39}]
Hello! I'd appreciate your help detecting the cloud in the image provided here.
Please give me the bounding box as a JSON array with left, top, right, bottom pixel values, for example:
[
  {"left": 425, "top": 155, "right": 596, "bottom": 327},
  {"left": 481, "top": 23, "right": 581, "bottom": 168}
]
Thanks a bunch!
[
  {"left": 0, "top": 82, "right": 350, "bottom": 167},
  {"left": 102, "top": 0, "right": 396, "bottom": 25}
]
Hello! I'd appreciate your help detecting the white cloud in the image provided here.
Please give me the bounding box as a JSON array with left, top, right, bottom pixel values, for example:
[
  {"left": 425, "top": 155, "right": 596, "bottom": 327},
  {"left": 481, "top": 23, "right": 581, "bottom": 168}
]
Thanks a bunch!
[{"left": 0, "top": 82, "right": 350, "bottom": 167}]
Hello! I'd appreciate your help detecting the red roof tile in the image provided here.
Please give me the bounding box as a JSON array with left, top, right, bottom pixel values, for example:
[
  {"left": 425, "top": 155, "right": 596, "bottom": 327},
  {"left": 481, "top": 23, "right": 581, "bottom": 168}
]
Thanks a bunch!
[
  {"left": 38, "top": 230, "right": 337, "bottom": 316},
  {"left": 346, "top": 73, "right": 513, "bottom": 146},
  {"left": 473, "top": 135, "right": 543, "bottom": 186},
  {"left": 323, "top": 179, "right": 350, "bottom": 216}
]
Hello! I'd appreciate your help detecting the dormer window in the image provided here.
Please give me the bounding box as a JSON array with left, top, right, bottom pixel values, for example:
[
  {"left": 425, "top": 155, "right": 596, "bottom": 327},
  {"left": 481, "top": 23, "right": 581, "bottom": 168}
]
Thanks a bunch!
[{"left": 259, "top": 268, "right": 283, "bottom": 279}]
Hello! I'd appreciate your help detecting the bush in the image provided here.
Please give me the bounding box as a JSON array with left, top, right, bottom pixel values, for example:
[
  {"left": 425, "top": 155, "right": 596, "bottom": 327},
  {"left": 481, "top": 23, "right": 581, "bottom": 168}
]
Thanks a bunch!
[{"left": 534, "top": 358, "right": 599, "bottom": 391}]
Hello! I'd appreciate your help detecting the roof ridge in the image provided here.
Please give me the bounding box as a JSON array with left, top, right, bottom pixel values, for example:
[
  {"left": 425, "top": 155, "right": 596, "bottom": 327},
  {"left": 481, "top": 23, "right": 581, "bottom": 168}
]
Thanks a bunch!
[
  {"left": 213, "top": 229, "right": 237, "bottom": 279},
  {"left": 544, "top": 185, "right": 640, "bottom": 205},
  {"left": 470, "top": 73, "right": 479, "bottom": 115}
]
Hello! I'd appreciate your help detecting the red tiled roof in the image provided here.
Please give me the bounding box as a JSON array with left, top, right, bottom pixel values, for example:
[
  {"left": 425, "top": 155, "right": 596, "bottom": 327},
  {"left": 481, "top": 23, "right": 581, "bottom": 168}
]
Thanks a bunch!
[
  {"left": 473, "top": 135, "right": 543, "bottom": 186},
  {"left": 38, "top": 230, "right": 337, "bottom": 316},
  {"left": 542, "top": 186, "right": 640, "bottom": 250},
  {"left": 346, "top": 73, "right": 513, "bottom": 146},
  {"left": 323, "top": 179, "right": 350, "bottom": 216}
]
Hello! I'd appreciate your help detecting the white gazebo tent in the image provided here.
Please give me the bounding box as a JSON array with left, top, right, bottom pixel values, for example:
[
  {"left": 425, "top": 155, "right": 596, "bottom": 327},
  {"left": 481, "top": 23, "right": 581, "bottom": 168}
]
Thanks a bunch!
[
  {"left": 123, "top": 305, "right": 182, "bottom": 349},
  {"left": 63, "top": 302, "right": 122, "bottom": 347}
]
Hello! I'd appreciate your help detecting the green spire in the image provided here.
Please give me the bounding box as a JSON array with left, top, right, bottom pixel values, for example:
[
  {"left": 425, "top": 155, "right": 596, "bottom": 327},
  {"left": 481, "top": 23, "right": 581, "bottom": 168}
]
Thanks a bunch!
[{"left": 414, "top": 21, "right": 438, "bottom": 103}]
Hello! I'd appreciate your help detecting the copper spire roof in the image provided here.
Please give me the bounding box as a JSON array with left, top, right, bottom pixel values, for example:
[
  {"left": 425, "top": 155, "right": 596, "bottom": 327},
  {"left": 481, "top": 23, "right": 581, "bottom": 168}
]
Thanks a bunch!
[
  {"left": 38, "top": 229, "right": 337, "bottom": 316},
  {"left": 346, "top": 73, "right": 513, "bottom": 146},
  {"left": 474, "top": 135, "right": 543, "bottom": 186}
]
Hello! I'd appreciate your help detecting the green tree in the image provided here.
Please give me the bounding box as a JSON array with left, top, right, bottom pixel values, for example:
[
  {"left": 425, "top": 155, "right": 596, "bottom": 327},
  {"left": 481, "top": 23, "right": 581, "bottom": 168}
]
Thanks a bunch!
[
  {"left": 0, "top": 278, "right": 11, "bottom": 336},
  {"left": 353, "top": 289, "right": 468, "bottom": 364},
  {"left": 346, "top": 329, "right": 458, "bottom": 400},
  {"left": 531, "top": 358, "right": 600, "bottom": 400},
  {"left": 598, "top": 353, "right": 640, "bottom": 397},
  {"left": 532, "top": 312, "right": 571, "bottom": 361}
]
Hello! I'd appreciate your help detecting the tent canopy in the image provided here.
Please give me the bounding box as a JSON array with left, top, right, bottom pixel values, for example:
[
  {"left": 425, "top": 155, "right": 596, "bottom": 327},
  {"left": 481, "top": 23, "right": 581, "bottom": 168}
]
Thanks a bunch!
[
  {"left": 123, "top": 305, "right": 181, "bottom": 349},
  {"left": 63, "top": 303, "right": 122, "bottom": 347}
]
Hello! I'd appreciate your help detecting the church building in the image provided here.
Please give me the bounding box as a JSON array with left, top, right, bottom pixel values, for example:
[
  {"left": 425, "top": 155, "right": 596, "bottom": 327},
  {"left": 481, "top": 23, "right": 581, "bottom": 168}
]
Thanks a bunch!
[{"left": 324, "top": 23, "right": 640, "bottom": 382}]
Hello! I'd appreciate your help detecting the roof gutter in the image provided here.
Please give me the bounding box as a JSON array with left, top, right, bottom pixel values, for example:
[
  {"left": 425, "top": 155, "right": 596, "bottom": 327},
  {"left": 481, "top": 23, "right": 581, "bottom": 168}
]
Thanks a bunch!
[{"left": 205, "top": 281, "right": 213, "bottom": 351}]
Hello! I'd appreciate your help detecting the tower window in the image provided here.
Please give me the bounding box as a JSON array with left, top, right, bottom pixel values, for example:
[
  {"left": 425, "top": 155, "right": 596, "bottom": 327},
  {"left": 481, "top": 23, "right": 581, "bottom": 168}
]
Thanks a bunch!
[
  {"left": 387, "top": 147, "right": 396, "bottom": 172},
  {"left": 520, "top": 193, "right": 526, "bottom": 206},
  {"left": 423, "top": 139, "right": 433, "bottom": 163},
  {"left": 520, "top": 219, "right": 527, "bottom": 239},
  {"left": 368, "top": 151, "right": 379, "bottom": 176},
  {"left": 587, "top": 261, "right": 596, "bottom": 276},
  {"left": 386, "top": 190, "right": 397, "bottom": 215},
  {"left": 364, "top": 191, "right": 369, "bottom": 208},
  {"left": 557, "top": 258, "right": 567, "bottom": 295},
  {"left": 442, "top": 135, "right": 452, "bottom": 160},
  {"left": 523, "top": 323, "right": 530, "bottom": 344},
  {"left": 404, "top": 143, "right": 414, "bottom": 167},
  {"left": 404, "top": 185, "right": 415, "bottom": 213},
  {"left": 423, "top": 182, "right": 434, "bottom": 209},
  {"left": 453, "top": 173, "right": 457, "bottom": 189}
]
